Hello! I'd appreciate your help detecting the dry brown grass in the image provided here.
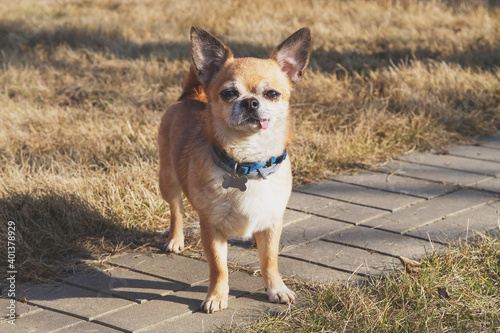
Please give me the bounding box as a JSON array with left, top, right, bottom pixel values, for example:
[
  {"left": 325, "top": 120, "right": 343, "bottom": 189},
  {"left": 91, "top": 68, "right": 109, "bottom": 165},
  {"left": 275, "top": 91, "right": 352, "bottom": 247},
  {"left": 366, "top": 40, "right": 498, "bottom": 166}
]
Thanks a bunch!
[{"left": 0, "top": 0, "right": 499, "bottom": 280}]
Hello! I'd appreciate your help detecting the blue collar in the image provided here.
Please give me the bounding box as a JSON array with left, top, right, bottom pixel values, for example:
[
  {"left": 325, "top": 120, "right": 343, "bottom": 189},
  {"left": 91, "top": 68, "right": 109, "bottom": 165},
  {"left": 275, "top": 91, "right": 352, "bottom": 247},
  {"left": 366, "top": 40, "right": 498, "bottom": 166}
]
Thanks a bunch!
[{"left": 211, "top": 145, "right": 287, "bottom": 180}]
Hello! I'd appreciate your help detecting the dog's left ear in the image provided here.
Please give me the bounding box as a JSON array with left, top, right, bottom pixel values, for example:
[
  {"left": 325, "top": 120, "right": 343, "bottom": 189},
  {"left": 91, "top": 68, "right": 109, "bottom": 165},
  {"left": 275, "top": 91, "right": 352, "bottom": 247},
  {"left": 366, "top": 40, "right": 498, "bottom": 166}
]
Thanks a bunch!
[{"left": 271, "top": 27, "right": 311, "bottom": 84}]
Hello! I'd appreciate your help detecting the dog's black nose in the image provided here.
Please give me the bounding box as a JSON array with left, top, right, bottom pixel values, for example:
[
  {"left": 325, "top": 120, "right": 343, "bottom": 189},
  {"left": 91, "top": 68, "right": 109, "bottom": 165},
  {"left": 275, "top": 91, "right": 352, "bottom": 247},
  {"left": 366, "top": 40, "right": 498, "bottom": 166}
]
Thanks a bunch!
[{"left": 241, "top": 98, "right": 259, "bottom": 111}]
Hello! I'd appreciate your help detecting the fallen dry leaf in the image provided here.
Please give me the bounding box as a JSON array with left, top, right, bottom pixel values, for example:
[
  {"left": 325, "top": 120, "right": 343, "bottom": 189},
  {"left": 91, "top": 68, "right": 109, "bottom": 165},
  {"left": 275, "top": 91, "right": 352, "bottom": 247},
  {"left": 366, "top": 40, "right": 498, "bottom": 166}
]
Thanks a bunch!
[{"left": 398, "top": 256, "right": 422, "bottom": 273}]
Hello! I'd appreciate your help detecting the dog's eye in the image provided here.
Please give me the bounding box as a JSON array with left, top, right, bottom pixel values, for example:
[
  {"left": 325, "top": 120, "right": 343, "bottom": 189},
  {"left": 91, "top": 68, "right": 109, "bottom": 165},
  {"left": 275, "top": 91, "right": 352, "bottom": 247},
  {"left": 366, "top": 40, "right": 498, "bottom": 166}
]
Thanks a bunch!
[
  {"left": 220, "top": 89, "right": 239, "bottom": 100},
  {"left": 264, "top": 90, "right": 281, "bottom": 100}
]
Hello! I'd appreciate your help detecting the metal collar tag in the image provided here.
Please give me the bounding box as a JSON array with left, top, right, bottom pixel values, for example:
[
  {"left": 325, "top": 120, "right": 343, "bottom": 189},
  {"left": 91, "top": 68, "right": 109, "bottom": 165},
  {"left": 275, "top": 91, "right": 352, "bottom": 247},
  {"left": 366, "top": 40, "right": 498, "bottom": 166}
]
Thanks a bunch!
[{"left": 221, "top": 163, "right": 248, "bottom": 192}]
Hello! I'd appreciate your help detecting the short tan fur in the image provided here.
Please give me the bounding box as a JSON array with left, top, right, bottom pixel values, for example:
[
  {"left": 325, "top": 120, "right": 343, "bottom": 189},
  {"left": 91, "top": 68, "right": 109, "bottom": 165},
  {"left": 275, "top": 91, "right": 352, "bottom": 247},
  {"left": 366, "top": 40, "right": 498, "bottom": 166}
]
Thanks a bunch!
[{"left": 158, "top": 26, "right": 311, "bottom": 313}]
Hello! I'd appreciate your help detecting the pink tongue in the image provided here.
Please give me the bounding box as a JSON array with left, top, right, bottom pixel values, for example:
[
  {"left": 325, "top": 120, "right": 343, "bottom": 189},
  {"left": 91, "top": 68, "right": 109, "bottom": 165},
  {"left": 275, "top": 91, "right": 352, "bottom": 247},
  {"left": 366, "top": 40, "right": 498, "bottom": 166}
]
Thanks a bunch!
[{"left": 259, "top": 120, "right": 269, "bottom": 130}]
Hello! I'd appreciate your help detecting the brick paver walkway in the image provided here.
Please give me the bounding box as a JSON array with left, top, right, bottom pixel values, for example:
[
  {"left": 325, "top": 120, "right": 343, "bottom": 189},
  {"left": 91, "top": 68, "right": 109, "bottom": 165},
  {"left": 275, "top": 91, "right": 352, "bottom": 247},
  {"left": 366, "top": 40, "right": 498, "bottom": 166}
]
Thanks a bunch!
[{"left": 3, "top": 135, "right": 500, "bottom": 332}]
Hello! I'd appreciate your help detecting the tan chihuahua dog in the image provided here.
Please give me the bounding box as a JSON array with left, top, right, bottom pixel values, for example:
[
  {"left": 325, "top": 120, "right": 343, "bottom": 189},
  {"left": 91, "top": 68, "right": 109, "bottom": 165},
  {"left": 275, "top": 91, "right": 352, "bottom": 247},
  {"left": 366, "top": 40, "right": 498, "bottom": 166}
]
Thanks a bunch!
[{"left": 158, "top": 27, "right": 311, "bottom": 313}]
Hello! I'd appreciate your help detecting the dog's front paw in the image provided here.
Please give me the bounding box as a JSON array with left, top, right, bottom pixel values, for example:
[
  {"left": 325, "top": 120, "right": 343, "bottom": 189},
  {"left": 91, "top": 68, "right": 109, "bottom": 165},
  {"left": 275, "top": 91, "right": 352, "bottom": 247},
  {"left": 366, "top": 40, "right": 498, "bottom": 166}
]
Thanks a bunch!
[
  {"left": 201, "top": 294, "right": 228, "bottom": 314},
  {"left": 267, "top": 286, "right": 296, "bottom": 304},
  {"left": 165, "top": 235, "right": 184, "bottom": 253}
]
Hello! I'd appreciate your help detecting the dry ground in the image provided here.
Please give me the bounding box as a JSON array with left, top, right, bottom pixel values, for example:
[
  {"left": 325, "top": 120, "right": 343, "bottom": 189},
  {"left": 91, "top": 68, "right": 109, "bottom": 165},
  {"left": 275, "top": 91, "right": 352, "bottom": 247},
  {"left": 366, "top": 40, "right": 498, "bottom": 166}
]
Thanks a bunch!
[{"left": 0, "top": 0, "right": 499, "bottom": 281}]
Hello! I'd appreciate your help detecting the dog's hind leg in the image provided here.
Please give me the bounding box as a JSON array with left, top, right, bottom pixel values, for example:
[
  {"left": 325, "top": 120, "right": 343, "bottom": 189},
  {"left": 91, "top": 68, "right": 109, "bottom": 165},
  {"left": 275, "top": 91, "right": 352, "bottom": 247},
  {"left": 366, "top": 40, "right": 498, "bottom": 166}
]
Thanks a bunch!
[
  {"left": 159, "top": 168, "right": 185, "bottom": 253},
  {"left": 254, "top": 221, "right": 296, "bottom": 304}
]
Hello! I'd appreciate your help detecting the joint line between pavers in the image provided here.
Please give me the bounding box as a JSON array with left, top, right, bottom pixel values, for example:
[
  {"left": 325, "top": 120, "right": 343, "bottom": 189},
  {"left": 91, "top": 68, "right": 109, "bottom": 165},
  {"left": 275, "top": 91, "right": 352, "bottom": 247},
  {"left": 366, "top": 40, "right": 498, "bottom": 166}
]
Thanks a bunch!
[
  {"left": 133, "top": 287, "right": 266, "bottom": 333},
  {"left": 462, "top": 184, "right": 500, "bottom": 195},
  {"left": 363, "top": 167, "right": 450, "bottom": 185},
  {"left": 293, "top": 189, "right": 394, "bottom": 212},
  {"left": 318, "top": 238, "right": 399, "bottom": 259},
  {"left": 285, "top": 207, "right": 358, "bottom": 226},
  {"left": 462, "top": 179, "right": 500, "bottom": 195},
  {"left": 481, "top": 144, "right": 500, "bottom": 150},
  {"left": 356, "top": 223, "right": 440, "bottom": 241},
  {"left": 134, "top": 309, "right": 194, "bottom": 332},
  {"left": 50, "top": 320, "right": 105, "bottom": 333},
  {"left": 279, "top": 224, "right": 356, "bottom": 254},
  {"left": 401, "top": 198, "right": 500, "bottom": 235},
  {"left": 70, "top": 318, "right": 130, "bottom": 333},
  {"left": 88, "top": 302, "right": 139, "bottom": 322},
  {"left": 371, "top": 167, "right": 496, "bottom": 192},
  {"left": 329, "top": 179, "right": 430, "bottom": 200},
  {"left": 358, "top": 169, "right": 464, "bottom": 201},
  {"left": 278, "top": 253, "right": 373, "bottom": 279},
  {"left": 372, "top": 167, "right": 500, "bottom": 195},
  {"left": 404, "top": 232, "right": 450, "bottom": 246},
  {"left": 448, "top": 151, "right": 500, "bottom": 165},
  {"left": 370, "top": 168, "right": 460, "bottom": 187},
  {"left": 1, "top": 303, "right": 44, "bottom": 320},
  {"left": 134, "top": 285, "right": 265, "bottom": 332},
  {"left": 170, "top": 254, "right": 216, "bottom": 287},
  {"left": 284, "top": 207, "right": 314, "bottom": 227},
  {"left": 285, "top": 207, "right": 392, "bottom": 228},
  {"left": 474, "top": 177, "right": 498, "bottom": 188},
  {"left": 345, "top": 221, "right": 413, "bottom": 237},
  {"left": 58, "top": 280, "right": 156, "bottom": 305},
  {"left": 104, "top": 261, "right": 204, "bottom": 287},
  {"left": 353, "top": 196, "right": 499, "bottom": 238},
  {"left": 396, "top": 158, "right": 499, "bottom": 178},
  {"left": 350, "top": 223, "right": 446, "bottom": 248},
  {"left": 20, "top": 300, "right": 88, "bottom": 321}
]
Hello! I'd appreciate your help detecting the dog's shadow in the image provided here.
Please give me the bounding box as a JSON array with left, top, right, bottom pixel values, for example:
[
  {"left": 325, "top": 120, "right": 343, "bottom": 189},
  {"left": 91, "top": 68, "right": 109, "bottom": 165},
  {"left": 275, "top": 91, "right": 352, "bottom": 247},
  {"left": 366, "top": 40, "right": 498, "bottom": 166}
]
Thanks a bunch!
[
  {"left": 17, "top": 268, "right": 258, "bottom": 313},
  {"left": 0, "top": 190, "right": 268, "bottom": 319}
]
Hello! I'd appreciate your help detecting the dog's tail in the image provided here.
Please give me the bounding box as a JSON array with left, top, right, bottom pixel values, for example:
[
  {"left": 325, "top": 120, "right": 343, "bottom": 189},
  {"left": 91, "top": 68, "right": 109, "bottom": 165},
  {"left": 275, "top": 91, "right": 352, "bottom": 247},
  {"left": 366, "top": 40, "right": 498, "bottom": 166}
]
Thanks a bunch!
[{"left": 178, "top": 65, "right": 207, "bottom": 103}]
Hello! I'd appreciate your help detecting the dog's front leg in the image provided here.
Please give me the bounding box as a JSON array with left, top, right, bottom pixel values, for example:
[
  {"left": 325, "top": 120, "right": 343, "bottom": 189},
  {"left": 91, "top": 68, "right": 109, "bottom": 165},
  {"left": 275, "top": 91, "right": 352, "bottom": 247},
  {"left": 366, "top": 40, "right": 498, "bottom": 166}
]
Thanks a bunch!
[
  {"left": 200, "top": 220, "right": 229, "bottom": 313},
  {"left": 254, "top": 221, "right": 296, "bottom": 304}
]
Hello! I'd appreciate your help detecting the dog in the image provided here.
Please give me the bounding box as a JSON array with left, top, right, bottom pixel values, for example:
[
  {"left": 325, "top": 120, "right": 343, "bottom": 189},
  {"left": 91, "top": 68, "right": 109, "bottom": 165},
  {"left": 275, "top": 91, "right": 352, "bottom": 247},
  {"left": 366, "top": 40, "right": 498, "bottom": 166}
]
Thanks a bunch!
[{"left": 158, "top": 26, "right": 311, "bottom": 313}]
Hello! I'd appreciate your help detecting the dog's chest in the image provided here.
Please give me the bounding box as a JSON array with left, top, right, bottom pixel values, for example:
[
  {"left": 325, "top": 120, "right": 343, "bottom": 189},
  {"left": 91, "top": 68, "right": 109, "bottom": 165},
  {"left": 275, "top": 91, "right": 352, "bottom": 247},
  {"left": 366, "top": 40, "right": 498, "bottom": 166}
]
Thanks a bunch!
[{"left": 192, "top": 159, "right": 292, "bottom": 238}]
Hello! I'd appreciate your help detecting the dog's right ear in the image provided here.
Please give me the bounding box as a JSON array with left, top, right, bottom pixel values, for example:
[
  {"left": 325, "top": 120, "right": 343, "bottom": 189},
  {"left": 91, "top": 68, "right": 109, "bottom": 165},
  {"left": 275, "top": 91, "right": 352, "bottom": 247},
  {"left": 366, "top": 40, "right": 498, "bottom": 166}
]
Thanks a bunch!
[{"left": 191, "top": 27, "right": 233, "bottom": 87}]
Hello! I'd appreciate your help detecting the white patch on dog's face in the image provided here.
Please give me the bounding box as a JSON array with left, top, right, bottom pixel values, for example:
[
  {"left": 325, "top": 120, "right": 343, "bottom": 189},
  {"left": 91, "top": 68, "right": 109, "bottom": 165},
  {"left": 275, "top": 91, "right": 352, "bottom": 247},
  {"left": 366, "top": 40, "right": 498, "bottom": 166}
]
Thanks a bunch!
[
  {"left": 208, "top": 58, "right": 293, "bottom": 135},
  {"left": 213, "top": 80, "right": 288, "bottom": 132}
]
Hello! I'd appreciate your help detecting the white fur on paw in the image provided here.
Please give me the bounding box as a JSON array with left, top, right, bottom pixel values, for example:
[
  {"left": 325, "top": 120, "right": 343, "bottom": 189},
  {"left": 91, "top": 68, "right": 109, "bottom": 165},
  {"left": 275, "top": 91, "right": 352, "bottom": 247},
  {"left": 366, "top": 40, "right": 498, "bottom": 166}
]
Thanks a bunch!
[
  {"left": 165, "top": 237, "right": 184, "bottom": 253},
  {"left": 201, "top": 296, "right": 228, "bottom": 314},
  {"left": 267, "top": 286, "right": 296, "bottom": 304}
]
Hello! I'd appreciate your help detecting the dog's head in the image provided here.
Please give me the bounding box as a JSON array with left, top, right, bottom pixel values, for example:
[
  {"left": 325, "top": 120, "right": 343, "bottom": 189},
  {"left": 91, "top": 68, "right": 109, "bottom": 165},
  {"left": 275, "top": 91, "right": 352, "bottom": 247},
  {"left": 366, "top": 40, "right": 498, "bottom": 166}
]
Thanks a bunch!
[{"left": 190, "top": 27, "right": 311, "bottom": 134}]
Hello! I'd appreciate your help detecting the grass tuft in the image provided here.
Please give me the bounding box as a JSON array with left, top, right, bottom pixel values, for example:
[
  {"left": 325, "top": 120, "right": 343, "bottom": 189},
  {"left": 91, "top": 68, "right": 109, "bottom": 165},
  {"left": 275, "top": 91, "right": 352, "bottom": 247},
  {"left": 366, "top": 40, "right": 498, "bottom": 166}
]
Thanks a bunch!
[{"left": 242, "top": 236, "right": 500, "bottom": 332}]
